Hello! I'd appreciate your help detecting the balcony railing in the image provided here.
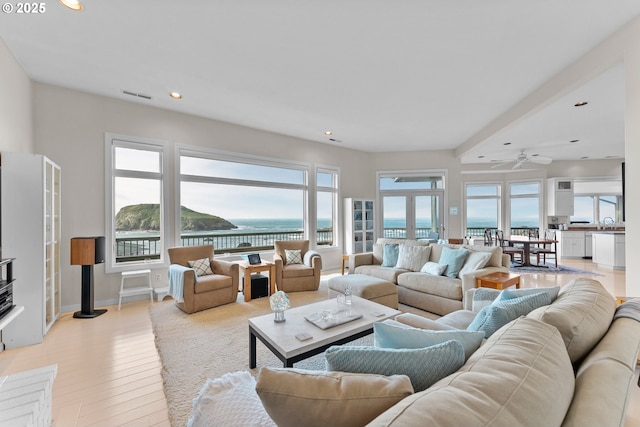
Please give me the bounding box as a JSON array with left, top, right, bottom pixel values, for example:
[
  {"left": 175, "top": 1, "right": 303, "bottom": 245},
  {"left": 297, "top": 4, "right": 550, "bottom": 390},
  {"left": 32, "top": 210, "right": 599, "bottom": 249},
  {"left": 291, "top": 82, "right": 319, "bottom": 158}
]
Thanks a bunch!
[{"left": 115, "top": 229, "right": 333, "bottom": 263}]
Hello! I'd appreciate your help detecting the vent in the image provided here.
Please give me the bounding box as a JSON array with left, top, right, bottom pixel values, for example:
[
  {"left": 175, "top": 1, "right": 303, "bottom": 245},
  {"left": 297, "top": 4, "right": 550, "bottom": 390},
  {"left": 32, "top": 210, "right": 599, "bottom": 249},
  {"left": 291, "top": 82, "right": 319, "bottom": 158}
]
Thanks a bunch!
[{"left": 122, "top": 90, "right": 152, "bottom": 100}]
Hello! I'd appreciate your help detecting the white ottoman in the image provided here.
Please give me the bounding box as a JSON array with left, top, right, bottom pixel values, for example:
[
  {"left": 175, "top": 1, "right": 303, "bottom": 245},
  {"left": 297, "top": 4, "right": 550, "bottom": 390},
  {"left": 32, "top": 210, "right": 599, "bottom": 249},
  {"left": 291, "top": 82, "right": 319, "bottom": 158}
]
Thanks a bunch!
[{"left": 328, "top": 274, "right": 398, "bottom": 309}]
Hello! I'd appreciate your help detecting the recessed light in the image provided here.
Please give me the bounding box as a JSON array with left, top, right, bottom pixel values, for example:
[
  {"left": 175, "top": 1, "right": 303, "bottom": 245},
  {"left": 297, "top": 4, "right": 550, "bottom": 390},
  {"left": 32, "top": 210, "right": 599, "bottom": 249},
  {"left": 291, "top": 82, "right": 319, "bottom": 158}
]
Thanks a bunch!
[
  {"left": 169, "top": 92, "right": 182, "bottom": 99},
  {"left": 477, "top": 155, "right": 485, "bottom": 159},
  {"left": 570, "top": 139, "right": 580, "bottom": 143},
  {"left": 574, "top": 101, "right": 589, "bottom": 107},
  {"left": 580, "top": 156, "right": 589, "bottom": 159},
  {"left": 503, "top": 142, "right": 512, "bottom": 146},
  {"left": 324, "top": 131, "right": 333, "bottom": 136},
  {"left": 58, "top": 0, "right": 83, "bottom": 11}
]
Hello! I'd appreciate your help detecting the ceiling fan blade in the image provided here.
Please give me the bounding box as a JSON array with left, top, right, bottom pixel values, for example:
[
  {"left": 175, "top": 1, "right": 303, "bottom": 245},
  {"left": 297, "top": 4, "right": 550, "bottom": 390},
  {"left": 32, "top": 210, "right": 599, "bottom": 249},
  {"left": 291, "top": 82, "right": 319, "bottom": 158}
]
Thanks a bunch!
[
  {"left": 512, "top": 160, "right": 525, "bottom": 169},
  {"left": 528, "top": 155, "right": 552, "bottom": 165},
  {"left": 490, "top": 160, "right": 514, "bottom": 169}
]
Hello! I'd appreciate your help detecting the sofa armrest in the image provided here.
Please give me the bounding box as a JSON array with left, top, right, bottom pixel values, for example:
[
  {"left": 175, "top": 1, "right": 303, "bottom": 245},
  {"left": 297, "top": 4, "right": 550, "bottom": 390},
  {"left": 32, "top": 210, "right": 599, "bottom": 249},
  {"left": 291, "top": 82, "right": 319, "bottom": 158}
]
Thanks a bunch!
[
  {"left": 460, "top": 266, "right": 509, "bottom": 309},
  {"left": 350, "top": 252, "right": 374, "bottom": 272},
  {"left": 501, "top": 253, "right": 511, "bottom": 268},
  {"left": 394, "top": 313, "right": 458, "bottom": 331},
  {"left": 211, "top": 259, "right": 239, "bottom": 277}
]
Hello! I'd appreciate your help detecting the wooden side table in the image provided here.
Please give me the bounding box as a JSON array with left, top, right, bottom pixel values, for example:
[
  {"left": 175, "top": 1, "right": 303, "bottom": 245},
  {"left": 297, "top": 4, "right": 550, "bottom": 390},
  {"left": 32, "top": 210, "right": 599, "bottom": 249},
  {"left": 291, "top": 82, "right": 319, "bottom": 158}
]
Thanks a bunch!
[
  {"left": 341, "top": 254, "right": 350, "bottom": 275},
  {"left": 235, "top": 261, "right": 276, "bottom": 302},
  {"left": 476, "top": 272, "right": 521, "bottom": 290}
]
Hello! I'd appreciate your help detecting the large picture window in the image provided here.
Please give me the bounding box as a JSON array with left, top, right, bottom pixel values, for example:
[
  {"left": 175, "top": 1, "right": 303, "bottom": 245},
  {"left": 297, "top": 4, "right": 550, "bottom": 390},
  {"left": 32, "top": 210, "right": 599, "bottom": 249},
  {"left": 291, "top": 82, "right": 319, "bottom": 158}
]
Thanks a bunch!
[
  {"left": 508, "top": 181, "right": 541, "bottom": 236},
  {"left": 105, "top": 134, "right": 168, "bottom": 271},
  {"left": 465, "top": 183, "right": 501, "bottom": 238},
  {"left": 178, "top": 149, "right": 311, "bottom": 254},
  {"left": 316, "top": 168, "right": 339, "bottom": 247}
]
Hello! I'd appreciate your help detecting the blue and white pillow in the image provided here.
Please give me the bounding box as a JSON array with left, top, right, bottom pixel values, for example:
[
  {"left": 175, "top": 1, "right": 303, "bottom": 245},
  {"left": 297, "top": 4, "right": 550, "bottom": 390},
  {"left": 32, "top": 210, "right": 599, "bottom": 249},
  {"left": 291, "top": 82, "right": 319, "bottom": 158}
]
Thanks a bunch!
[
  {"left": 471, "top": 286, "right": 561, "bottom": 312},
  {"left": 439, "top": 246, "right": 469, "bottom": 278},
  {"left": 374, "top": 320, "right": 484, "bottom": 360},
  {"left": 325, "top": 340, "right": 465, "bottom": 392},
  {"left": 467, "top": 291, "right": 552, "bottom": 337}
]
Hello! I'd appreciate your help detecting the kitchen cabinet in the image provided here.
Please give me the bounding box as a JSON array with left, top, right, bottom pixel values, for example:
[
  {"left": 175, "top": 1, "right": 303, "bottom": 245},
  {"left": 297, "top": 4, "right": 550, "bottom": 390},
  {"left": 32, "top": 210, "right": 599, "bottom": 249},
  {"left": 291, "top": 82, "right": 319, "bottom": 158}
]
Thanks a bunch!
[
  {"left": 547, "top": 178, "right": 574, "bottom": 216},
  {"left": 556, "top": 230, "right": 585, "bottom": 258},
  {"left": 592, "top": 232, "right": 625, "bottom": 270}
]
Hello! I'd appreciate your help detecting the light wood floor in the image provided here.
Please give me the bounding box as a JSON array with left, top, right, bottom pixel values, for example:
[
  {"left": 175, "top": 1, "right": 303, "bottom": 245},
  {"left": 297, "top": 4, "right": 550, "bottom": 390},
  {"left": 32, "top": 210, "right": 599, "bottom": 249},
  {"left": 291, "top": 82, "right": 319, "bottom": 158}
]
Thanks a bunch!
[{"left": 0, "top": 258, "right": 638, "bottom": 427}]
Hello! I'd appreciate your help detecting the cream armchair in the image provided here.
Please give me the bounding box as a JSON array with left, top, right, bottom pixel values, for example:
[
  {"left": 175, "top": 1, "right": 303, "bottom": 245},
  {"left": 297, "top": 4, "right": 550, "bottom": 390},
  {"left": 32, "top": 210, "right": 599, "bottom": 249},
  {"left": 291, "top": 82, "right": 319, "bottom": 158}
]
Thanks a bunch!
[
  {"left": 167, "top": 245, "right": 239, "bottom": 314},
  {"left": 273, "top": 240, "right": 322, "bottom": 292}
]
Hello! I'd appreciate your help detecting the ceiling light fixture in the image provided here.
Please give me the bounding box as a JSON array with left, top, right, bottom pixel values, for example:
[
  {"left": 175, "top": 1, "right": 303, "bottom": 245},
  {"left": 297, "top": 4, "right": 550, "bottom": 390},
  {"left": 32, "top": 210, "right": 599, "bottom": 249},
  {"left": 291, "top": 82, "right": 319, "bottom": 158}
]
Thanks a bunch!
[
  {"left": 324, "top": 131, "right": 333, "bottom": 136},
  {"left": 58, "top": 0, "right": 83, "bottom": 11},
  {"left": 570, "top": 139, "right": 580, "bottom": 143},
  {"left": 574, "top": 101, "right": 589, "bottom": 107},
  {"left": 503, "top": 142, "right": 512, "bottom": 146},
  {"left": 169, "top": 92, "right": 182, "bottom": 99}
]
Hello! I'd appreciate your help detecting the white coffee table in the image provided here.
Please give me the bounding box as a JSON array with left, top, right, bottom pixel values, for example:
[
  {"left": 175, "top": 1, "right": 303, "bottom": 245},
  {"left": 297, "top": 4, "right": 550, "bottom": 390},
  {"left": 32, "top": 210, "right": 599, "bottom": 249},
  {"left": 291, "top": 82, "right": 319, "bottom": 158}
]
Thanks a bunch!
[{"left": 249, "top": 296, "right": 401, "bottom": 368}]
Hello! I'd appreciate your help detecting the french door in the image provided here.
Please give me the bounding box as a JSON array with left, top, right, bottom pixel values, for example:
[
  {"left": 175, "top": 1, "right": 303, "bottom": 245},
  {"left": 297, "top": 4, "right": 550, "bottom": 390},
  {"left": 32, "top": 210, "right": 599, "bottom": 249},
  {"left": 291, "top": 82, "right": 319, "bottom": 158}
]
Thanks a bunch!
[{"left": 381, "top": 192, "right": 443, "bottom": 240}]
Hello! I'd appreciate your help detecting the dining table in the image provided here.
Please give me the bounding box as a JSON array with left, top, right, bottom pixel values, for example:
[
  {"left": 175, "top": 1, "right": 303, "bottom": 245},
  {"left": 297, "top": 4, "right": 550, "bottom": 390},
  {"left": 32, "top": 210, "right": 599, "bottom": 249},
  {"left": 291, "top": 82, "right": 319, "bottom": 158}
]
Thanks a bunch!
[{"left": 506, "top": 236, "right": 558, "bottom": 267}]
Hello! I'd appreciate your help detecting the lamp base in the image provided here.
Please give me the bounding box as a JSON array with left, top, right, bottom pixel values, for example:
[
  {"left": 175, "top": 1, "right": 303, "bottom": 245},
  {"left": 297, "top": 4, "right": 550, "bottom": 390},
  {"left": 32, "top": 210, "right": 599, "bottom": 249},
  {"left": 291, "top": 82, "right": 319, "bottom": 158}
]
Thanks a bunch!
[{"left": 73, "top": 308, "right": 107, "bottom": 319}]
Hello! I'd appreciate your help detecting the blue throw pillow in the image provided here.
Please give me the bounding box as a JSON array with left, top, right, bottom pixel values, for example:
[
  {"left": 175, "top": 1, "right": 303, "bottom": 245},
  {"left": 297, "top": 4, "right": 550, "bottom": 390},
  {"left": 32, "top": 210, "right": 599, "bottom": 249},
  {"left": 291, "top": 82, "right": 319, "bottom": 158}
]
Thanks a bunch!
[
  {"left": 374, "top": 321, "right": 484, "bottom": 360},
  {"left": 438, "top": 246, "right": 469, "bottom": 278},
  {"left": 467, "top": 291, "right": 552, "bottom": 337},
  {"left": 381, "top": 244, "right": 399, "bottom": 267},
  {"left": 325, "top": 341, "right": 465, "bottom": 392}
]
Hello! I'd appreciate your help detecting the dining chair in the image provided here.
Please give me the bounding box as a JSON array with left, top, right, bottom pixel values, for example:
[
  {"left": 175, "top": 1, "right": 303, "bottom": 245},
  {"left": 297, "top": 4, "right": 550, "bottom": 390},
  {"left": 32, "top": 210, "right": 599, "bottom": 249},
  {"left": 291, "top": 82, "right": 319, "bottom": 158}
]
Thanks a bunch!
[
  {"left": 530, "top": 229, "right": 558, "bottom": 268},
  {"left": 495, "top": 230, "right": 524, "bottom": 264},
  {"left": 483, "top": 228, "right": 495, "bottom": 246}
]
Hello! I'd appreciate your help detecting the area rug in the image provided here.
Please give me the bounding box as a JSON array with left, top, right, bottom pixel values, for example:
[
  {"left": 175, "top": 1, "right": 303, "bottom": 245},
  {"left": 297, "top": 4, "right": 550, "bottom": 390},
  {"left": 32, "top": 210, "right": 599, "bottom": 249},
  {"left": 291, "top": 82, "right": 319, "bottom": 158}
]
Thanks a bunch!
[
  {"left": 511, "top": 263, "right": 602, "bottom": 275},
  {"left": 150, "top": 282, "right": 428, "bottom": 426}
]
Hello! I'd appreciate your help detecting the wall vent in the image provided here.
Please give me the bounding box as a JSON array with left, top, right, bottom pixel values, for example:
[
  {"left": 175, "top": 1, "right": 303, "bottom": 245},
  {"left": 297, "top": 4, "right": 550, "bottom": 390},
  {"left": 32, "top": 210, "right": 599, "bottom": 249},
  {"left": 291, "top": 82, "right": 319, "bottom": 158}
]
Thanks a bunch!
[{"left": 122, "top": 90, "right": 152, "bottom": 100}]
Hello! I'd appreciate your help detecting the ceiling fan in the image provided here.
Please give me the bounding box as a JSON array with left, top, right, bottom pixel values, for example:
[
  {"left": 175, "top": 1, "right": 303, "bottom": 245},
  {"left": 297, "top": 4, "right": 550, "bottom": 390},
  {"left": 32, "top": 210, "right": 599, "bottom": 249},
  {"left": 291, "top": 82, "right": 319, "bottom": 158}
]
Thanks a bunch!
[{"left": 491, "top": 150, "right": 553, "bottom": 169}]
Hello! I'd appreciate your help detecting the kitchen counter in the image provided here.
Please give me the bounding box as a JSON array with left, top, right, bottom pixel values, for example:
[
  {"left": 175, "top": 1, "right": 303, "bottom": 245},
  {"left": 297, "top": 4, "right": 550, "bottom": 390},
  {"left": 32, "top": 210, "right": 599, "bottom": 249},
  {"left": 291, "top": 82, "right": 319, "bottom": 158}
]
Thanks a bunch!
[{"left": 592, "top": 232, "right": 625, "bottom": 270}]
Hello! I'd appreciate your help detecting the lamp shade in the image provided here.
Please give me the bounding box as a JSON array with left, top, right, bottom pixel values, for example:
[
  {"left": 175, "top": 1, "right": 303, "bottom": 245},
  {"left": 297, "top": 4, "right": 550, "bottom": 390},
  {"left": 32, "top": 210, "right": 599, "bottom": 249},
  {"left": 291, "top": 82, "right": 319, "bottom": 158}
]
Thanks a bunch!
[{"left": 70, "top": 236, "right": 105, "bottom": 265}]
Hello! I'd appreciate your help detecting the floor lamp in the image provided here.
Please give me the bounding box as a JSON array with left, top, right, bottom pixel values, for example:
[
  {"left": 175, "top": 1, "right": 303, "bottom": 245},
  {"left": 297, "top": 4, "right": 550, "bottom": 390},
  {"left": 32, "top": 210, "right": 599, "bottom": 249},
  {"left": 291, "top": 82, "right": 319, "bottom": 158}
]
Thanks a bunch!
[{"left": 70, "top": 236, "right": 107, "bottom": 318}]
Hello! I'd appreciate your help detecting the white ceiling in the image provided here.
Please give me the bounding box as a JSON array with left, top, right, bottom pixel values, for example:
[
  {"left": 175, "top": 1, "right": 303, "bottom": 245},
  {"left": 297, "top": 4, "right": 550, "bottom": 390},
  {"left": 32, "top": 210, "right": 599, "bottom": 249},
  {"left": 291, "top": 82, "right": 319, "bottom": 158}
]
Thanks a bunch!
[{"left": 1, "top": 1, "right": 638, "bottom": 165}]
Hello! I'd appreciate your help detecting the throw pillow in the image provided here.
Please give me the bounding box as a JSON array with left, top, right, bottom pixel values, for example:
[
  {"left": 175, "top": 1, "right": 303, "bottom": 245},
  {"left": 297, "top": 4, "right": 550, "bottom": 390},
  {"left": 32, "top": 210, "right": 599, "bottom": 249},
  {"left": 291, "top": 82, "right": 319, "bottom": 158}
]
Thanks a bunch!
[
  {"left": 381, "top": 243, "right": 400, "bottom": 267},
  {"left": 457, "top": 251, "right": 492, "bottom": 277},
  {"left": 471, "top": 286, "right": 561, "bottom": 312},
  {"left": 467, "top": 291, "right": 552, "bottom": 338},
  {"left": 325, "top": 341, "right": 465, "bottom": 392},
  {"left": 395, "top": 245, "right": 431, "bottom": 272},
  {"left": 255, "top": 368, "right": 413, "bottom": 427},
  {"left": 188, "top": 371, "right": 275, "bottom": 427},
  {"left": 188, "top": 258, "right": 213, "bottom": 277},
  {"left": 285, "top": 249, "right": 303, "bottom": 265},
  {"left": 438, "top": 246, "right": 469, "bottom": 278},
  {"left": 420, "top": 261, "right": 447, "bottom": 276},
  {"left": 374, "top": 320, "right": 484, "bottom": 360}
]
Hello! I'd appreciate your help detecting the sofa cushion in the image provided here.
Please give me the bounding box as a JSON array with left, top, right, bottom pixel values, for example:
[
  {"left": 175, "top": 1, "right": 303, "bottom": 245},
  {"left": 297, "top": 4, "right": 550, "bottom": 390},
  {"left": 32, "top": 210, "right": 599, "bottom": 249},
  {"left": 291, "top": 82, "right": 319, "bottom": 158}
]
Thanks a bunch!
[
  {"left": 368, "top": 317, "right": 575, "bottom": 427},
  {"left": 374, "top": 320, "right": 484, "bottom": 360},
  {"left": 354, "top": 265, "right": 407, "bottom": 283},
  {"left": 467, "top": 291, "right": 552, "bottom": 337},
  {"left": 381, "top": 244, "right": 400, "bottom": 267},
  {"left": 463, "top": 244, "right": 504, "bottom": 268},
  {"left": 397, "top": 272, "right": 462, "bottom": 300},
  {"left": 457, "top": 251, "right": 491, "bottom": 277},
  {"left": 395, "top": 244, "right": 431, "bottom": 272},
  {"left": 325, "top": 341, "right": 465, "bottom": 392},
  {"left": 256, "top": 368, "right": 413, "bottom": 427},
  {"left": 471, "top": 286, "right": 561, "bottom": 312},
  {"left": 419, "top": 261, "right": 446, "bottom": 276},
  {"left": 527, "top": 278, "right": 615, "bottom": 364},
  {"left": 439, "top": 246, "right": 469, "bottom": 278}
]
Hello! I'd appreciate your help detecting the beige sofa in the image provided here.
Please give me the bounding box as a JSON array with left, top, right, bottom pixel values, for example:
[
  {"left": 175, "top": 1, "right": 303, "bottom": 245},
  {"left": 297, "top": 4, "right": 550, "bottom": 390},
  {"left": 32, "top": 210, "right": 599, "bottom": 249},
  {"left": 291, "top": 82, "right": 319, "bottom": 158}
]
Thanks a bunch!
[
  {"left": 250, "top": 278, "right": 640, "bottom": 427},
  {"left": 351, "top": 238, "right": 510, "bottom": 315}
]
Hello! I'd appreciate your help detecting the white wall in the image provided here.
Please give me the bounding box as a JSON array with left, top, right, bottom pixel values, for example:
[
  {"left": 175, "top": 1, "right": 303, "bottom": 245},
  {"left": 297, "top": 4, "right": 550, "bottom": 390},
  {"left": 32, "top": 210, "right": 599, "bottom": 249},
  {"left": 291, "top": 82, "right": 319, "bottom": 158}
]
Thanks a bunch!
[
  {"left": 31, "top": 83, "right": 374, "bottom": 309},
  {"left": 0, "top": 38, "right": 32, "bottom": 153}
]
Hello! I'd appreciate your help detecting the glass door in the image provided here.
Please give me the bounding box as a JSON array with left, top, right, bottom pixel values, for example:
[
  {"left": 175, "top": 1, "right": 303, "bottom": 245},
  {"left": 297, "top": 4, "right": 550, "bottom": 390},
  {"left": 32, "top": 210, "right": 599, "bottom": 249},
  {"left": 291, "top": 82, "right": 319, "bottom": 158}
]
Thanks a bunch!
[{"left": 382, "top": 193, "right": 443, "bottom": 240}]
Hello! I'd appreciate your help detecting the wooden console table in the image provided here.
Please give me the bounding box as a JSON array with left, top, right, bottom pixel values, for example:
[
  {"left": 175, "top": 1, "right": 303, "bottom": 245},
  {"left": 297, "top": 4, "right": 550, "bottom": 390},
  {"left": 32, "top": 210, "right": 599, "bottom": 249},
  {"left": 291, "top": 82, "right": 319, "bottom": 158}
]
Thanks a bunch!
[{"left": 235, "top": 261, "right": 276, "bottom": 302}]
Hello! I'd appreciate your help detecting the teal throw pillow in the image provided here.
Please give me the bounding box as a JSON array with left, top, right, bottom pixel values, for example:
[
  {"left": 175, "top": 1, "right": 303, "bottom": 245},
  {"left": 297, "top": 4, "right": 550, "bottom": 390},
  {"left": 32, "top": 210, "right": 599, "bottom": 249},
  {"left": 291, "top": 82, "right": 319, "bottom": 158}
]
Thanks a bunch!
[
  {"left": 325, "top": 341, "right": 465, "bottom": 392},
  {"left": 471, "top": 286, "right": 561, "bottom": 312},
  {"left": 381, "top": 244, "right": 400, "bottom": 267},
  {"left": 439, "top": 246, "right": 469, "bottom": 278},
  {"left": 374, "top": 320, "right": 484, "bottom": 360},
  {"left": 467, "top": 291, "right": 552, "bottom": 338}
]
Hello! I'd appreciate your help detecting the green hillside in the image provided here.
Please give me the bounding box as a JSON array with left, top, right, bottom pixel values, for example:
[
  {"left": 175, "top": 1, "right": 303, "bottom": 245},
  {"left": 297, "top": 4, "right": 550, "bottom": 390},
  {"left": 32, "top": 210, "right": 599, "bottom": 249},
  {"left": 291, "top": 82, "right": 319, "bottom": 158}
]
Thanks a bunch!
[{"left": 115, "top": 204, "right": 237, "bottom": 231}]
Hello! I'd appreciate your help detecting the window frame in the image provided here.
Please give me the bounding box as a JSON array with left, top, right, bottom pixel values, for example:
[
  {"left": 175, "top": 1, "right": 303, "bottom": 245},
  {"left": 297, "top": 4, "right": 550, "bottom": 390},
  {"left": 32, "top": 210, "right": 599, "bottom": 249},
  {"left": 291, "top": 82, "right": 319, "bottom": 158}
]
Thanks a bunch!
[
  {"left": 506, "top": 179, "right": 543, "bottom": 235},
  {"left": 463, "top": 181, "right": 502, "bottom": 238},
  {"left": 104, "top": 133, "right": 170, "bottom": 273},
  {"left": 314, "top": 165, "right": 340, "bottom": 248}
]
